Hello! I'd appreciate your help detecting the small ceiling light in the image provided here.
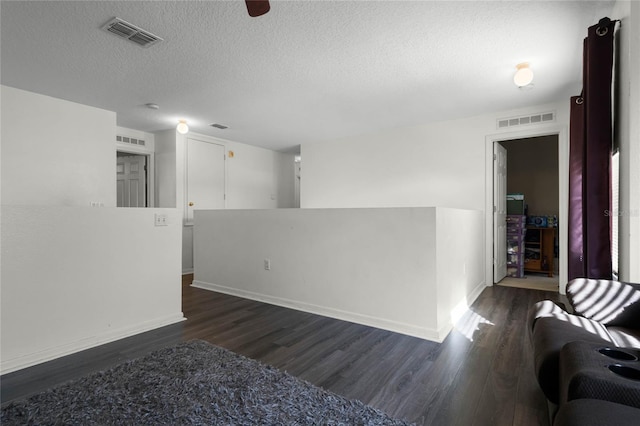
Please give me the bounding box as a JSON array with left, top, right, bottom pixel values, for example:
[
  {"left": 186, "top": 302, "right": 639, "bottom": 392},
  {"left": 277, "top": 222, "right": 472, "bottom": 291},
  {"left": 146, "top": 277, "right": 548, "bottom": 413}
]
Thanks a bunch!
[
  {"left": 145, "top": 103, "right": 160, "bottom": 110},
  {"left": 514, "top": 62, "right": 534, "bottom": 87},
  {"left": 176, "top": 120, "right": 189, "bottom": 134}
]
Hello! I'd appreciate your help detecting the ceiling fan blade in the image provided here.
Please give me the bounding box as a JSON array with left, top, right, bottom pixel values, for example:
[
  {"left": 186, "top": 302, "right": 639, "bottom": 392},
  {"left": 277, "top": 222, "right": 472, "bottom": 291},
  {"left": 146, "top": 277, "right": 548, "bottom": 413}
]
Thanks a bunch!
[{"left": 245, "top": 0, "right": 270, "bottom": 17}]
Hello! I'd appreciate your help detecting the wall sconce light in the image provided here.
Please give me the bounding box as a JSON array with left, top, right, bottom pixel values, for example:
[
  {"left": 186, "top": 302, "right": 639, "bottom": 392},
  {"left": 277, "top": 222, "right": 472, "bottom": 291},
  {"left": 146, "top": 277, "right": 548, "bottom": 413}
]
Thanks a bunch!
[
  {"left": 176, "top": 120, "right": 189, "bottom": 135},
  {"left": 514, "top": 62, "right": 534, "bottom": 87}
]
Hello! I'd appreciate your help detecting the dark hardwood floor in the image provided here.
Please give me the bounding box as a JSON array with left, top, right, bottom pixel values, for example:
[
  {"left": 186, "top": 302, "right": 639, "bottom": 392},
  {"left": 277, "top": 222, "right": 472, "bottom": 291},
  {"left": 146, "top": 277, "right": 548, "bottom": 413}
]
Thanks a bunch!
[{"left": 2, "top": 275, "right": 565, "bottom": 425}]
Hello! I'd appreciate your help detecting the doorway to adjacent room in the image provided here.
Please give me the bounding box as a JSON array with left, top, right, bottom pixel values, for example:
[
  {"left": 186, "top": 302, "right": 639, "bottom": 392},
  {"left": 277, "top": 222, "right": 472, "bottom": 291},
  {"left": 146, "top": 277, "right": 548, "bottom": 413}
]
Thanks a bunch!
[
  {"left": 485, "top": 125, "right": 569, "bottom": 293},
  {"left": 116, "top": 152, "right": 149, "bottom": 208},
  {"left": 498, "top": 135, "right": 560, "bottom": 291}
]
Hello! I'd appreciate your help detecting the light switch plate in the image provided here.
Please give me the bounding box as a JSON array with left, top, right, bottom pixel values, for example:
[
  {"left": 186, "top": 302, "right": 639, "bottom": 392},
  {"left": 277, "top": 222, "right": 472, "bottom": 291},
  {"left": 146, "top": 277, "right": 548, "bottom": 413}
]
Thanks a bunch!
[{"left": 154, "top": 213, "right": 168, "bottom": 226}]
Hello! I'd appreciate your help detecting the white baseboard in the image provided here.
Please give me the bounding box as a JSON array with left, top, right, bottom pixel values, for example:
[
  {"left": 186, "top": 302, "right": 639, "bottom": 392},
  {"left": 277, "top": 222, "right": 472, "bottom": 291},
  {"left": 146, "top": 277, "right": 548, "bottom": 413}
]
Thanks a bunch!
[
  {"left": 191, "top": 280, "right": 443, "bottom": 342},
  {"left": 465, "top": 280, "right": 487, "bottom": 311},
  {"left": 439, "top": 280, "right": 487, "bottom": 341},
  {"left": 1, "top": 313, "right": 186, "bottom": 375}
]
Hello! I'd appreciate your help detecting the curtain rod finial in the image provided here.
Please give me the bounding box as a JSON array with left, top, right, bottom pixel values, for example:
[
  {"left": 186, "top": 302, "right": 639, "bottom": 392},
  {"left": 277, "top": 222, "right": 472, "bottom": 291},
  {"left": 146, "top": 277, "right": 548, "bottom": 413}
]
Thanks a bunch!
[{"left": 598, "top": 17, "right": 611, "bottom": 26}]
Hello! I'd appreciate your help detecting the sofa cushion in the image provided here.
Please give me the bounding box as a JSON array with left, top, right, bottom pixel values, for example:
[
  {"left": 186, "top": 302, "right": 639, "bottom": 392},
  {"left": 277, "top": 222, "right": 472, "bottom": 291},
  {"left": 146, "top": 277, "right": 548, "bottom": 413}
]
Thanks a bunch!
[
  {"left": 607, "top": 326, "right": 640, "bottom": 348},
  {"left": 567, "top": 278, "right": 640, "bottom": 327},
  {"left": 553, "top": 399, "right": 640, "bottom": 426},
  {"left": 531, "top": 315, "right": 613, "bottom": 403}
]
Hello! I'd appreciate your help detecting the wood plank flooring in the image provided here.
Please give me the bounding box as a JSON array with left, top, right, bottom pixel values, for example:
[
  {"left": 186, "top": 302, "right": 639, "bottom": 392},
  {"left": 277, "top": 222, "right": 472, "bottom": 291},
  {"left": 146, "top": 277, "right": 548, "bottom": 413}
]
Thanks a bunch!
[{"left": 2, "top": 276, "right": 565, "bottom": 425}]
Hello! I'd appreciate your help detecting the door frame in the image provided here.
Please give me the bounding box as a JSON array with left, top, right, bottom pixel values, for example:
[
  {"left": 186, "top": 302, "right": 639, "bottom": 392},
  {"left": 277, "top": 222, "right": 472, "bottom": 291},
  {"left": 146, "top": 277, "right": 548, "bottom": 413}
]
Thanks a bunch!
[
  {"left": 116, "top": 149, "right": 155, "bottom": 208},
  {"left": 484, "top": 125, "right": 569, "bottom": 294}
]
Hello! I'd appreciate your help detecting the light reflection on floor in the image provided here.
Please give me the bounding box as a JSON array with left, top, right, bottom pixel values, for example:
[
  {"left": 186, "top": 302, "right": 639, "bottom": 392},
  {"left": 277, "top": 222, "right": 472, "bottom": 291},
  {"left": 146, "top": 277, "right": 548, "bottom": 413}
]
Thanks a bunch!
[{"left": 455, "top": 309, "right": 494, "bottom": 342}]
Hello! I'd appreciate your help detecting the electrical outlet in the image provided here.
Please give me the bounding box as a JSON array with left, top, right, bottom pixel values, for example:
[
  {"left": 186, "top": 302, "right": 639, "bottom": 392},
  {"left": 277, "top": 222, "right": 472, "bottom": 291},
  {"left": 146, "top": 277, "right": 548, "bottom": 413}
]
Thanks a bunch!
[
  {"left": 264, "top": 259, "right": 271, "bottom": 271},
  {"left": 154, "top": 213, "right": 168, "bottom": 226}
]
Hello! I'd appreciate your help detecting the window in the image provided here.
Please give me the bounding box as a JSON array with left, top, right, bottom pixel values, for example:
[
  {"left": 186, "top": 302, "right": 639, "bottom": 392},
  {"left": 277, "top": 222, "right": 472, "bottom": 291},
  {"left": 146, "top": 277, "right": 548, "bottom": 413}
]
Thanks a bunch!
[{"left": 611, "top": 150, "right": 619, "bottom": 279}]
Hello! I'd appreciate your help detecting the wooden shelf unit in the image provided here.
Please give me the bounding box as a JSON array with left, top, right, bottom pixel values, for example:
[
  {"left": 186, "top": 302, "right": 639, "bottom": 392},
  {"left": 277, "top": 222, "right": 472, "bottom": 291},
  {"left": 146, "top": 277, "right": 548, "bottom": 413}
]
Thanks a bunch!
[{"left": 524, "top": 227, "right": 556, "bottom": 277}]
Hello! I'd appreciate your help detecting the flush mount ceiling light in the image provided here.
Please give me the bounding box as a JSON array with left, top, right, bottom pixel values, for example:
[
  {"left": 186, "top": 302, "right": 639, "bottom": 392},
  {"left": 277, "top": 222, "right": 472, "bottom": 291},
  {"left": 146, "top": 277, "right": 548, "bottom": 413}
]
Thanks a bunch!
[
  {"left": 514, "top": 62, "right": 534, "bottom": 87},
  {"left": 176, "top": 120, "right": 189, "bottom": 135}
]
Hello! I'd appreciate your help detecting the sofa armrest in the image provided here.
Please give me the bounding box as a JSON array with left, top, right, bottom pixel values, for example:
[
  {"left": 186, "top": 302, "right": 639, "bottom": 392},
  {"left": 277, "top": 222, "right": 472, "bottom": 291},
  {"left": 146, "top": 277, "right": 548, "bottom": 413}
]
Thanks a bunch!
[
  {"left": 626, "top": 282, "right": 640, "bottom": 292},
  {"left": 567, "top": 278, "right": 640, "bottom": 327},
  {"left": 528, "top": 300, "right": 568, "bottom": 332}
]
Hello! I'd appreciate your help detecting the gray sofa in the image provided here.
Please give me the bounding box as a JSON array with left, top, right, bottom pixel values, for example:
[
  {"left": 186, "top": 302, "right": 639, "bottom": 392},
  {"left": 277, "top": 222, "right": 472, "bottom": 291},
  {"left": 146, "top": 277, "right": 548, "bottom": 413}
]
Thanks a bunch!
[{"left": 528, "top": 278, "right": 640, "bottom": 424}]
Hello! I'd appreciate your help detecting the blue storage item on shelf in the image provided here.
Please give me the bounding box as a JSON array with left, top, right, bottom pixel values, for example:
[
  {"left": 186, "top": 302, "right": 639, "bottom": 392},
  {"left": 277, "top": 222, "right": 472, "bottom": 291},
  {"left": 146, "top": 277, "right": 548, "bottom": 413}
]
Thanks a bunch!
[{"left": 528, "top": 215, "right": 548, "bottom": 228}]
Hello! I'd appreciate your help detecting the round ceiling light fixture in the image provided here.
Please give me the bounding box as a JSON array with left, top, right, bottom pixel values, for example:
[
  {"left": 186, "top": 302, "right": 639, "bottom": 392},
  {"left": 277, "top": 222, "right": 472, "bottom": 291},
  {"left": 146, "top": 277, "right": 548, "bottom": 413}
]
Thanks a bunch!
[
  {"left": 176, "top": 120, "right": 189, "bottom": 135},
  {"left": 514, "top": 62, "right": 534, "bottom": 87}
]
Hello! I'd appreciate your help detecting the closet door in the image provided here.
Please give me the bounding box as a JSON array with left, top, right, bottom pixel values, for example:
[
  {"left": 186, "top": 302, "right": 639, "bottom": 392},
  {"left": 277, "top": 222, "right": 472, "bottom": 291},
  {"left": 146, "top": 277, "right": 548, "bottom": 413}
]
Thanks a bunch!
[{"left": 186, "top": 138, "right": 225, "bottom": 223}]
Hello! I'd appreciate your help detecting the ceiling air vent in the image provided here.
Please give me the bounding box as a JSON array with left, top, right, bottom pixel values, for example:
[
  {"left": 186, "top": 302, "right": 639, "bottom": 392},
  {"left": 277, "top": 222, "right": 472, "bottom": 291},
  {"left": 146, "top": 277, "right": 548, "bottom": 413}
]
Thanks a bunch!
[
  {"left": 102, "top": 17, "right": 163, "bottom": 48},
  {"left": 210, "top": 123, "right": 229, "bottom": 130},
  {"left": 497, "top": 111, "right": 555, "bottom": 129}
]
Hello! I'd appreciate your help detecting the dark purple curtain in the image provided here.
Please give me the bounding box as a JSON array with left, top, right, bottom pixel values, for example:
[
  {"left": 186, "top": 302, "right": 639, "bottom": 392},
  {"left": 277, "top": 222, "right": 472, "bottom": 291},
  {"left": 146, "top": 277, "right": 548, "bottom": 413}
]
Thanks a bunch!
[{"left": 568, "top": 18, "right": 616, "bottom": 281}]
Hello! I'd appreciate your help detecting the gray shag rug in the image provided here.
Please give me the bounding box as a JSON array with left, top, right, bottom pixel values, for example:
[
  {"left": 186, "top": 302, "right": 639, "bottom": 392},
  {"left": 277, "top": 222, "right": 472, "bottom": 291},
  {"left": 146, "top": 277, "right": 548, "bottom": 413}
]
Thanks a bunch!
[{"left": 1, "top": 340, "right": 410, "bottom": 425}]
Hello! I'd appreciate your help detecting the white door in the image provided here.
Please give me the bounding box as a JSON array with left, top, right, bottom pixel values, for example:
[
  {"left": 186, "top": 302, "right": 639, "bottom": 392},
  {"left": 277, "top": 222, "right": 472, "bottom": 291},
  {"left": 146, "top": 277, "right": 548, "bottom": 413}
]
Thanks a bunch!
[
  {"left": 116, "top": 155, "right": 147, "bottom": 207},
  {"left": 186, "top": 138, "right": 226, "bottom": 222},
  {"left": 493, "top": 143, "right": 507, "bottom": 283}
]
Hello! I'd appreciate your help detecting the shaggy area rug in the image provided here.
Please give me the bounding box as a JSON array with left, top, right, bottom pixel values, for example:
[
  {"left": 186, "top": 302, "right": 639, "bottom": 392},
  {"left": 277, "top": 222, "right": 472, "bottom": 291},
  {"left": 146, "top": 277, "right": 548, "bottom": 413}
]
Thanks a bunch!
[{"left": 1, "top": 340, "right": 410, "bottom": 425}]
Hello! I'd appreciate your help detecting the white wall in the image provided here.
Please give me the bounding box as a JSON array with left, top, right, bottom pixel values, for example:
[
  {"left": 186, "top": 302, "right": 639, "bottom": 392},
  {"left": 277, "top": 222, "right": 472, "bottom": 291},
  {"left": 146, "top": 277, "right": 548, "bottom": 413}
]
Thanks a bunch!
[
  {"left": 301, "top": 101, "right": 568, "bottom": 211},
  {"left": 1, "top": 86, "right": 116, "bottom": 207},
  {"left": 276, "top": 152, "right": 297, "bottom": 209},
  {"left": 154, "top": 130, "right": 297, "bottom": 273},
  {"left": 154, "top": 129, "right": 184, "bottom": 209},
  {"left": 192, "top": 207, "right": 484, "bottom": 342},
  {"left": 0, "top": 87, "right": 184, "bottom": 373},
  {"left": 301, "top": 101, "right": 570, "bottom": 289},
  {"left": 612, "top": 0, "right": 640, "bottom": 282},
  {"left": 155, "top": 130, "right": 296, "bottom": 211},
  {"left": 0, "top": 206, "right": 184, "bottom": 373},
  {"left": 224, "top": 138, "right": 296, "bottom": 209},
  {"left": 435, "top": 208, "right": 486, "bottom": 332}
]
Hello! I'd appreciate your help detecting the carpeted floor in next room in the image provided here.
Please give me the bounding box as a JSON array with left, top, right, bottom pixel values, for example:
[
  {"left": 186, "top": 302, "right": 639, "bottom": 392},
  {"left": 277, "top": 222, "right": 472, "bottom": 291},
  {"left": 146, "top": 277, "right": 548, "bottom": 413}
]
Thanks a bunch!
[
  {"left": 2, "top": 274, "right": 568, "bottom": 426},
  {"left": 498, "top": 275, "right": 559, "bottom": 292},
  {"left": 497, "top": 257, "right": 560, "bottom": 292}
]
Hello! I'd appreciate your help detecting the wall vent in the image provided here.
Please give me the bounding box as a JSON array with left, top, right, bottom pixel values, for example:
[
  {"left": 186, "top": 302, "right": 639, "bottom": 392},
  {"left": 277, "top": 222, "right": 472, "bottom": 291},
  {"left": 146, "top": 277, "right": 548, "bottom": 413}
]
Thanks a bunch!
[
  {"left": 116, "top": 135, "right": 145, "bottom": 146},
  {"left": 497, "top": 111, "right": 555, "bottom": 129},
  {"left": 102, "top": 17, "right": 163, "bottom": 48}
]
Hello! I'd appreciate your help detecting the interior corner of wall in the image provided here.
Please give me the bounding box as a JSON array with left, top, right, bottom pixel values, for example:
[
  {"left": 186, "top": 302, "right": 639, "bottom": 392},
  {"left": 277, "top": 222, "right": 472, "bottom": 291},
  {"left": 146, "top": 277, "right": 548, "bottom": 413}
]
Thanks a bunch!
[{"left": 436, "top": 321, "right": 454, "bottom": 343}]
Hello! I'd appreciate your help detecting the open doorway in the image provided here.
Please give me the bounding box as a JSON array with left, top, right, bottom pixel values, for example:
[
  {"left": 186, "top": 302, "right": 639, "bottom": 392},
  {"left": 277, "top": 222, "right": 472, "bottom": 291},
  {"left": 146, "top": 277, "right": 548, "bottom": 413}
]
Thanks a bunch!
[
  {"left": 498, "top": 135, "right": 560, "bottom": 291},
  {"left": 116, "top": 152, "right": 149, "bottom": 208}
]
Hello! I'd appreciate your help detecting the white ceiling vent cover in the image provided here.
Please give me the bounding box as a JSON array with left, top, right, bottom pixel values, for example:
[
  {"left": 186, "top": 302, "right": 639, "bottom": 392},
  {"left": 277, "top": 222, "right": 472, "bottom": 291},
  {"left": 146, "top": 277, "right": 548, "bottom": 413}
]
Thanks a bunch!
[
  {"left": 210, "top": 123, "right": 229, "bottom": 130},
  {"left": 497, "top": 111, "right": 555, "bottom": 129},
  {"left": 102, "top": 17, "right": 163, "bottom": 48},
  {"left": 116, "top": 135, "right": 145, "bottom": 146}
]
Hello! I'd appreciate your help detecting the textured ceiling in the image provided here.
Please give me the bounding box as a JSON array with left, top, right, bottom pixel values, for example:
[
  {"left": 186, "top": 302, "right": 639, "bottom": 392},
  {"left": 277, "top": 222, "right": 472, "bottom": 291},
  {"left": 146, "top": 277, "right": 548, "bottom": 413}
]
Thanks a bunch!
[{"left": 1, "top": 0, "right": 614, "bottom": 152}]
